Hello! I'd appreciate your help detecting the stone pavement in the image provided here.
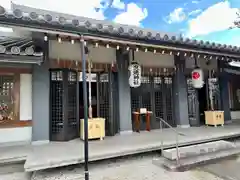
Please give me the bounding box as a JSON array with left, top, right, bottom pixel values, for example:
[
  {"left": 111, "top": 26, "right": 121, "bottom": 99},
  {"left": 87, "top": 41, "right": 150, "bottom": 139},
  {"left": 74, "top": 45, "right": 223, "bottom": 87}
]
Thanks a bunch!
[
  {"left": 201, "top": 157, "right": 240, "bottom": 180},
  {"left": 25, "top": 123, "right": 240, "bottom": 172},
  {"left": 32, "top": 153, "right": 223, "bottom": 180},
  {"left": 0, "top": 144, "right": 29, "bottom": 164}
]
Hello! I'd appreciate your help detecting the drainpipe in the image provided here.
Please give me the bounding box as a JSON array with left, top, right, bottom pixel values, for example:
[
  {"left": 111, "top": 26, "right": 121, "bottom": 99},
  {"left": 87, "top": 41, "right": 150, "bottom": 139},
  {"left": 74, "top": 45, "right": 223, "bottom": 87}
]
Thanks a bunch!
[
  {"left": 88, "top": 57, "right": 92, "bottom": 119},
  {"left": 80, "top": 35, "right": 89, "bottom": 180}
]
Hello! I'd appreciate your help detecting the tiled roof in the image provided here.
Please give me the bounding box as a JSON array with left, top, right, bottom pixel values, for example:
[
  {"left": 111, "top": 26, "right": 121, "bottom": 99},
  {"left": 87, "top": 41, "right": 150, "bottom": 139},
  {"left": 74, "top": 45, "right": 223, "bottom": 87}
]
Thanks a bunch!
[
  {"left": 0, "top": 35, "right": 43, "bottom": 57},
  {"left": 0, "top": 3, "right": 239, "bottom": 58}
]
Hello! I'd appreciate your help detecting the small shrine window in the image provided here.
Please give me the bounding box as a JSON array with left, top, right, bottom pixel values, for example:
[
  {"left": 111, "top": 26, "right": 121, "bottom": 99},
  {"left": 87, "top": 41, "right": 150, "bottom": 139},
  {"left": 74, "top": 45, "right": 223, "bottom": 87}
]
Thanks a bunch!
[{"left": 0, "top": 75, "right": 17, "bottom": 124}]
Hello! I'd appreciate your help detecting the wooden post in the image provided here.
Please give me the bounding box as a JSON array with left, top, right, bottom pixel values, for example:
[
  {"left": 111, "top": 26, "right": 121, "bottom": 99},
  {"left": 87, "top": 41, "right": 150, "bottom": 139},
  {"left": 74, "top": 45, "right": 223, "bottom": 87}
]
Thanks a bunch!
[
  {"left": 146, "top": 112, "right": 151, "bottom": 131},
  {"left": 133, "top": 112, "right": 140, "bottom": 132}
]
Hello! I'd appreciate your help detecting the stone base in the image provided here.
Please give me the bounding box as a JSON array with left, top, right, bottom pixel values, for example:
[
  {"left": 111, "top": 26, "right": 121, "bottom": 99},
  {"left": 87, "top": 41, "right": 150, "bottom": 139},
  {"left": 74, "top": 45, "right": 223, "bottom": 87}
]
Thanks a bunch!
[
  {"left": 224, "top": 120, "right": 233, "bottom": 124},
  {"left": 157, "top": 147, "right": 240, "bottom": 171},
  {"left": 31, "top": 140, "right": 50, "bottom": 146},
  {"left": 177, "top": 125, "right": 190, "bottom": 128},
  {"left": 162, "top": 140, "right": 235, "bottom": 160},
  {"left": 120, "top": 130, "right": 133, "bottom": 135}
]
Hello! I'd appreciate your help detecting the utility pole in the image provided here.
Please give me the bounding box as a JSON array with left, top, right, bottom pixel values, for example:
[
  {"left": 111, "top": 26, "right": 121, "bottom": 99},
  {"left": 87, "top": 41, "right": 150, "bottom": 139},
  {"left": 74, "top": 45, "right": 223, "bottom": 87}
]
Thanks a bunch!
[{"left": 80, "top": 35, "right": 89, "bottom": 180}]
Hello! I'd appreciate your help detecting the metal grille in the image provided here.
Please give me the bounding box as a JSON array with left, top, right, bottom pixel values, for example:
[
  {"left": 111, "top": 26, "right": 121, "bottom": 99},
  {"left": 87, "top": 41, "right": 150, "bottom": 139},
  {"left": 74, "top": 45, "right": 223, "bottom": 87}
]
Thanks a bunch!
[
  {"left": 67, "top": 71, "right": 78, "bottom": 138},
  {"left": 154, "top": 76, "right": 174, "bottom": 128},
  {"left": 99, "top": 73, "right": 110, "bottom": 135},
  {"left": 187, "top": 78, "right": 199, "bottom": 126},
  {"left": 131, "top": 75, "right": 174, "bottom": 130},
  {"left": 50, "top": 70, "right": 64, "bottom": 138},
  {"left": 131, "top": 88, "right": 140, "bottom": 112},
  {"left": 50, "top": 69, "right": 78, "bottom": 141},
  {"left": 164, "top": 77, "right": 174, "bottom": 126},
  {"left": 131, "top": 76, "right": 151, "bottom": 112},
  {"left": 141, "top": 76, "right": 151, "bottom": 111},
  {"left": 154, "top": 77, "right": 164, "bottom": 120}
]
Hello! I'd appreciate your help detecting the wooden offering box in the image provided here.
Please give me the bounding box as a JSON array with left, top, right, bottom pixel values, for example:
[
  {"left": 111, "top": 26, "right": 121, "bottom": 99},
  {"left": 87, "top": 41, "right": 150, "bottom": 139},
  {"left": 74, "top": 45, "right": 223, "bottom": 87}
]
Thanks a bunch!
[
  {"left": 80, "top": 118, "right": 105, "bottom": 140},
  {"left": 204, "top": 111, "right": 224, "bottom": 127}
]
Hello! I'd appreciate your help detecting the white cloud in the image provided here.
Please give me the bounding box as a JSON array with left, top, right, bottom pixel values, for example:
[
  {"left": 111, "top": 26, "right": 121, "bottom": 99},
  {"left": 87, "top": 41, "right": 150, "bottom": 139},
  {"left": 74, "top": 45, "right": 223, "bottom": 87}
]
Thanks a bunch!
[
  {"left": 111, "top": 0, "right": 125, "bottom": 10},
  {"left": 166, "top": 8, "right": 186, "bottom": 24},
  {"left": 113, "top": 3, "right": 148, "bottom": 26},
  {"left": 188, "top": 1, "right": 238, "bottom": 37},
  {"left": 189, "top": 9, "right": 202, "bottom": 16}
]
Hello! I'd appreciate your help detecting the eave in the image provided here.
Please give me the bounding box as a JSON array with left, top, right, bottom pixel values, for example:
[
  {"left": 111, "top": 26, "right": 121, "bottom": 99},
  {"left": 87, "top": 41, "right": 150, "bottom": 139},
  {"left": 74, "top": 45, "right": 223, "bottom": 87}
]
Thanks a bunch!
[
  {"left": 0, "top": 3, "right": 239, "bottom": 60},
  {"left": 0, "top": 53, "right": 43, "bottom": 64},
  {"left": 0, "top": 34, "right": 43, "bottom": 64}
]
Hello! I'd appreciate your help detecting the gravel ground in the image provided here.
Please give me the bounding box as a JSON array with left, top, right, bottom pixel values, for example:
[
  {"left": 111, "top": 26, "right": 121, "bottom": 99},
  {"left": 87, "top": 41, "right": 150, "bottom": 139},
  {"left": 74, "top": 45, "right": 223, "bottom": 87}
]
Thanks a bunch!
[{"left": 31, "top": 153, "right": 223, "bottom": 180}]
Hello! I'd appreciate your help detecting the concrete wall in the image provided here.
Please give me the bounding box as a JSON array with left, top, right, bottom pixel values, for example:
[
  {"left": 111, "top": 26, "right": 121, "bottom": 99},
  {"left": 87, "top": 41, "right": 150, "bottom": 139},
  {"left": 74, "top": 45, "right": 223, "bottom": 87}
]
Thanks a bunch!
[
  {"left": 0, "top": 127, "right": 32, "bottom": 144},
  {"left": 219, "top": 71, "right": 231, "bottom": 122},
  {"left": 173, "top": 56, "right": 190, "bottom": 127},
  {"left": 32, "top": 63, "right": 50, "bottom": 143},
  {"left": 116, "top": 50, "right": 132, "bottom": 133}
]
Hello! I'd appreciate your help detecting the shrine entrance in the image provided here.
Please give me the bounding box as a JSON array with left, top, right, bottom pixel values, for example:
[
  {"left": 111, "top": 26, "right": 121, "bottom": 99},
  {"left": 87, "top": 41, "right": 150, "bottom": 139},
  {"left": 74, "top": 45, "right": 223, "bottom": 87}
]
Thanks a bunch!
[
  {"left": 49, "top": 68, "right": 79, "bottom": 141},
  {"left": 49, "top": 65, "right": 119, "bottom": 141},
  {"left": 187, "top": 71, "right": 221, "bottom": 127},
  {"left": 78, "top": 71, "right": 119, "bottom": 136},
  {"left": 131, "top": 67, "right": 175, "bottom": 131}
]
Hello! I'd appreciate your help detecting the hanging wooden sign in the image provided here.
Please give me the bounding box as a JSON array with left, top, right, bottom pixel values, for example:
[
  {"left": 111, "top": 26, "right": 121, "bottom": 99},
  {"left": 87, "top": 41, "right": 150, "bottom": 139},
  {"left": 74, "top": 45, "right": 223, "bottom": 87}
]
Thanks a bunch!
[{"left": 128, "top": 62, "right": 141, "bottom": 88}]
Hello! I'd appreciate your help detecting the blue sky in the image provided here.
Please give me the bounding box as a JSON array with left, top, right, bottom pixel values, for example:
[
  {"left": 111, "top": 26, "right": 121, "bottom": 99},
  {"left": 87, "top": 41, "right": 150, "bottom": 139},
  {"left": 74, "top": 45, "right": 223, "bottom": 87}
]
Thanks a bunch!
[{"left": 1, "top": 0, "right": 240, "bottom": 46}]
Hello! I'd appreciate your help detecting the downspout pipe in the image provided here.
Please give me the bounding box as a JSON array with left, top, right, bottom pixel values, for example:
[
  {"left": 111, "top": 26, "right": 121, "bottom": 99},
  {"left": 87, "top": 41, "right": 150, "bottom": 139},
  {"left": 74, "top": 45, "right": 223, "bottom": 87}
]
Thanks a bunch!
[{"left": 79, "top": 35, "right": 89, "bottom": 180}]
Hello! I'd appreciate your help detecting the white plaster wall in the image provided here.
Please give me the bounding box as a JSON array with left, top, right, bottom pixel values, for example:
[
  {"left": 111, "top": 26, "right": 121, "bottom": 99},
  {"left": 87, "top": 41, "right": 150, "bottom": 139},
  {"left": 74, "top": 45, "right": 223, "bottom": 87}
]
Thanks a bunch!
[
  {"left": 134, "top": 51, "right": 174, "bottom": 67},
  {"left": 231, "top": 111, "right": 240, "bottom": 120},
  {"left": 20, "top": 74, "right": 32, "bottom": 120},
  {"left": 49, "top": 41, "right": 175, "bottom": 67},
  {"left": 0, "top": 127, "right": 32, "bottom": 144},
  {"left": 49, "top": 40, "right": 116, "bottom": 63},
  {"left": 185, "top": 57, "right": 218, "bottom": 70}
]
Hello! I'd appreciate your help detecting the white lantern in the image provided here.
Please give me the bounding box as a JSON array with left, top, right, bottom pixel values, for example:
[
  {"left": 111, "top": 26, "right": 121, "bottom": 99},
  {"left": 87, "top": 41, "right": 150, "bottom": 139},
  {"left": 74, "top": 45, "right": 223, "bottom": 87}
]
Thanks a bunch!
[
  {"left": 191, "top": 68, "right": 204, "bottom": 88},
  {"left": 128, "top": 62, "right": 141, "bottom": 88}
]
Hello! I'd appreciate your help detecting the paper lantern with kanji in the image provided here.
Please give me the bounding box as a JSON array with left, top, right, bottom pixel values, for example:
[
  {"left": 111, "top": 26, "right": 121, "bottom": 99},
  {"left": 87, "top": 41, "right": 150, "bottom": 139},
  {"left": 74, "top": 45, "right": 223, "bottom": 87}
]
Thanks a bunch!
[
  {"left": 128, "top": 62, "right": 141, "bottom": 88},
  {"left": 191, "top": 68, "right": 204, "bottom": 88}
]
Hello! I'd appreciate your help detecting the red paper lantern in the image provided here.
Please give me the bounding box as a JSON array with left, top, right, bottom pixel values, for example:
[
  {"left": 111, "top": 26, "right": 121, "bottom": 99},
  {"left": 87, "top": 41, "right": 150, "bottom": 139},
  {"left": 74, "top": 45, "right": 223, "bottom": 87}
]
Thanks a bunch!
[
  {"left": 191, "top": 68, "right": 204, "bottom": 88},
  {"left": 192, "top": 71, "right": 200, "bottom": 79}
]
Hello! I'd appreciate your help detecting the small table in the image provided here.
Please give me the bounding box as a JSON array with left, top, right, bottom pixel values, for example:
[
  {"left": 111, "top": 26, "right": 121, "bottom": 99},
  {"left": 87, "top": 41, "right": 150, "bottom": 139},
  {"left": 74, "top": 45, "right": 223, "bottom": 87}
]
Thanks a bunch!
[{"left": 133, "top": 111, "right": 152, "bottom": 132}]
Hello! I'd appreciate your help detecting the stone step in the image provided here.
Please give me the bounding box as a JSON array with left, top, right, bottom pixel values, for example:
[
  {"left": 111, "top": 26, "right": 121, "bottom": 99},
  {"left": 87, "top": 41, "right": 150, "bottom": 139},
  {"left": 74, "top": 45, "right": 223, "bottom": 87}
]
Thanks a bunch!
[
  {"left": 0, "top": 162, "right": 31, "bottom": 180},
  {"left": 162, "top": 140, "right": 235, "bottom": 160},
  {"left": 153, "top": 147, "right": 240, "bottom": 171}
]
